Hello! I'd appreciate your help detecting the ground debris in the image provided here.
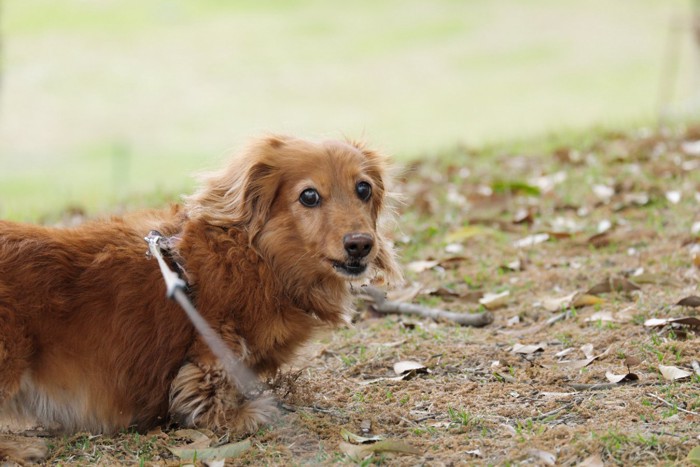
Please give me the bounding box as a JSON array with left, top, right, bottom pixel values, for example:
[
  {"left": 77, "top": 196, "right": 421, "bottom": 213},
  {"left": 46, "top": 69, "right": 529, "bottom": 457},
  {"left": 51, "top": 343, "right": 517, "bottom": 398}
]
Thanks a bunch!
[{"left": 16, "top": 126, "right": 700, "bottom": 465}]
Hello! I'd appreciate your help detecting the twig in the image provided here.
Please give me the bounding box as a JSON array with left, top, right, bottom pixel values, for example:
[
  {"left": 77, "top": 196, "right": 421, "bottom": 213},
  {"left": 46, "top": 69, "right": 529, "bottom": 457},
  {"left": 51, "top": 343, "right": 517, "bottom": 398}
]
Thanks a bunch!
[
  {"left": 646, "top": 393, "right": 700, "bottom": 416},
  {"left": 361, "top": 285, "right": 493, "bottom": 327},
  {"left": 546, "top": 310, "right": 571, "bottom": 326},
  {"left": 528, "top": 402, "right": 575, "bottom": 422},
  {"left": 568, "top": 382, "right": 652, "bottom": 391}
]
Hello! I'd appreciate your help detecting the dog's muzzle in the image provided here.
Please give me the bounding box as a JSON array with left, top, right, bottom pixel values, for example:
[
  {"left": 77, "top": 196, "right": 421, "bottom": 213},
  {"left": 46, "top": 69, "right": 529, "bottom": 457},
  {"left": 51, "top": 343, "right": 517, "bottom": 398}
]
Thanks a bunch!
[{"left": 332, "top": 260, "right": 367, "bottom": 277}]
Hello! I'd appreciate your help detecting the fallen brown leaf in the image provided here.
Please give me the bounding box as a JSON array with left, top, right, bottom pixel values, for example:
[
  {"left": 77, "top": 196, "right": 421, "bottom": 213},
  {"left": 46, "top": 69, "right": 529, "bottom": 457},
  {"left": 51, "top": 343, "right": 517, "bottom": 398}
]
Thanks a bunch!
[
  {"left": 393, "top": 360, "right": 428, "bottom": 376},
  {"left": 644, "top": 317, "right": 700, "bottom": 328},
  {"left": 658, "top": 364, "right": 693, "bottom": 381},
  {"left": 168, "top": 439, "right": 251, "bottom": 461},
  {"left": 339, "top": 439, "right": 422, "bottom": 458},
  {"left": 605, "top": 371, "right": 639, "bottom": 383},
  {"left": 512, "top": 343, "right": 545, "bottom": 354},
  {"left": 340, "top": 428, "right": 383, "bottom": 444},
  {"left": 586, "top": 277, "right": 640, "bottom": 295},
  {"left": 676, "top": 296, "right": 700, "bottom": 308},
  {"left": 479, "top": 290, "right": 510, "bottom": 310}
]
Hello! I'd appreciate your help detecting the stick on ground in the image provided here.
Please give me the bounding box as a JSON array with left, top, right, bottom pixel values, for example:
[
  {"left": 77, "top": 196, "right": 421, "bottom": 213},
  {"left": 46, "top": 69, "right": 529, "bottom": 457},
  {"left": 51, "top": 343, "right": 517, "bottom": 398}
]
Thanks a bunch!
[{"left": 361, "top": 285, "right": 493, "bottom": 327}]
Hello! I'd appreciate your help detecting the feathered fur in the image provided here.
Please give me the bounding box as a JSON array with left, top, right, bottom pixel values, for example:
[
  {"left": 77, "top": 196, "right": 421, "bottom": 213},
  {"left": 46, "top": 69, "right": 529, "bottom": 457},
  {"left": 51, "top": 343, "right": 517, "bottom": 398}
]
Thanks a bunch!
[{"left": 0, "top": 136, "right": 400, "bottom": 459}]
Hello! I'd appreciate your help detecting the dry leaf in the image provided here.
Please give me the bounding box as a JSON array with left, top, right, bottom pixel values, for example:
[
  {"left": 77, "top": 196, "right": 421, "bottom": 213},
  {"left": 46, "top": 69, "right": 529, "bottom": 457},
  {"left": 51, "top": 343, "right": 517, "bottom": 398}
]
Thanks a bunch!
[
  {"left": 644, "top": 318, "right": 669, "bottom": 327},
  {"left": 592, "top": 184, "right": 615, "bottom": 201},
  {"left": 503, "top": 259, "right": 523, "bottom": 271},
  {"left": 543, "top": 292, "right": 578, "bottom": 312},
  {"left": 445, "top": 225, "right": 491, "bottom": 243},
  {"left": 572, "top": 294, "right": 606, "bottom": 307},
  {"left": 427, "top": 286, "right": 460, "bottom": 299},
  {"left": 586, "top": 277, "right": 640, "bottom": 295},
  {"left": 644, "top": 317, "right": 700, "bottom": 328},
  {"left": 479, "top": 290, "right": 510, "bottom": 310},
  {"left": 624, "top": 356, "right": 641, "bottom": 368},
  {"left": 584, "top": 311, "right": 616, "bottom": 323},
  {"left": 543, "top": 292, "right": 604, "bottom": 312},
  {"left": 605, "top": 371, "right": 639, "bottom": 383},
  {"left": 393, "top": 360, "right": 428, "bottom": 375},
  {"left": 513, "top": 233, "right": 549, "bottom": 248},
  {"left": 677, "top": 296, "right": 700, "bottom": 308},
  {"left": 580, "top": 344, "right": 595, "bottom": 360},
  {"left": 512, "top": 343, "right": 545, "bottom": 354},
  {"left": 555, "top": 348, "right": 575, "bottom": 358},
  {"left": 168, "top": 440, "right": 251, "bottom": 461},
  {"left": 406, "top": 260, "right": 439, "bottom": 273},
  {"left": 631, "top": 273, "right": 680, "bottom": 287},
  {"left": 340, "top": 428, "right": 383, "bottom": 444},
  {"left": 579, "top": 453, "right": 605, "bottom": 467},
  {"left": 387, "top": 283, "right": 423, "bottom": 303},
  {"left": 587, "top": 231, "right": 611, "bottom": 248},
  {"left": 527, "top": 448, "right": 556, "bottom": 466},
  {"left": 658, "top": 364, "right": 692, "bottom": 381},
  {"left": 681, "top": 140, "right": 700, "bottom": 155},
  {"left": 444, "top": 243, "right": 464, "bottom": 254},
  {"left": 493, "top": 371, "right": 516, "bottom": 383},
  {"left": 339, "top": 439, "right": 421, "bottom": 458},
  {"left": 688, "top": 445, "right": 700, "bottom": 466},
  {"left": 546, "top": 231, "right": 573, "bottom": 239},
  {"left": 513, "top": 207, "right": 534, "bottom": 224},
  {"left": 506, "top": 315, "right": 520, "bottom": 327},
  {"left": 552, "top": 357, "right": 596, "bottom": 370},
  {"left": 665, "top": 191, "right": 681, "bottom": 204},
  {"left": 172, "top": 429, "right": 212, "bottom": 449},
  {"left": 597, "top": 219, "right": 612, "bottom": 234}
]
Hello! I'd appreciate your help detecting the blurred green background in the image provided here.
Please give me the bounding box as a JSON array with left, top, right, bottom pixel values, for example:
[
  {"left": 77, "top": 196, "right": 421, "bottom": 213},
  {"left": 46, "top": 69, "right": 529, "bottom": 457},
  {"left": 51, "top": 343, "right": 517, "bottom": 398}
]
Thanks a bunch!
[{"left": 0, "top": 0, "right": 696, "bottom": 221}]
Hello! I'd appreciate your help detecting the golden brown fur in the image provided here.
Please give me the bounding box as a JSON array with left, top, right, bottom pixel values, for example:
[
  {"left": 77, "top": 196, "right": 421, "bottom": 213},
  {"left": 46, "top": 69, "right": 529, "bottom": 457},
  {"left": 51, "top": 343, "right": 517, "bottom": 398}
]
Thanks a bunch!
[{"left": 0, "top": 136, "right": 399, "bottom": 458}]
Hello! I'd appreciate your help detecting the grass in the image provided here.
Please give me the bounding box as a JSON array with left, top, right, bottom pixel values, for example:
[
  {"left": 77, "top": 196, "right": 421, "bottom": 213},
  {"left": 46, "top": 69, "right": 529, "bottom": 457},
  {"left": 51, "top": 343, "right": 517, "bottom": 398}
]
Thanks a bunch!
[
  {"left": 2, "top": 4, "right": 700, "bottom": 464},
  {"left": 0, "top": 0, "right": 693, "bottom": 220}
]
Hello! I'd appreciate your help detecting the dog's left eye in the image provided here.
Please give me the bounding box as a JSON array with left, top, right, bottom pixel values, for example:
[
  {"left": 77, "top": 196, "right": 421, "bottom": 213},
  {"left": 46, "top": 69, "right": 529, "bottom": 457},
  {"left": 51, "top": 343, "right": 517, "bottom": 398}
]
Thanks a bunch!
[
  {"left": 356, "top": 181, "right": 372, "bottom": 202},
  {"left": 299, "top": 188, "right": 321, "bottom": 207}
]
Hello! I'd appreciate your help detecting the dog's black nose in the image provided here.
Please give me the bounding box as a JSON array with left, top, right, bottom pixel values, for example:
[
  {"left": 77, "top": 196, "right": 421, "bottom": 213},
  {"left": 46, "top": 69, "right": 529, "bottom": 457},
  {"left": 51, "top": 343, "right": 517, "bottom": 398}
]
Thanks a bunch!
[{"left": 343, "top": 233, "right": 374, "bottom": 259}]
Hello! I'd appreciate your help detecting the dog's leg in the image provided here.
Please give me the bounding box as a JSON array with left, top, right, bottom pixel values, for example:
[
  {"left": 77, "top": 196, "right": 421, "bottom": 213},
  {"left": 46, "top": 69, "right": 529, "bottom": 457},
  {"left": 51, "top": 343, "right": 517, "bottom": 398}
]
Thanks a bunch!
[
  {"left": 0, "top": 308, "right": 44, "bottom": 462},
  {"left": 0, "top": 307, "right": 32, "bottom": 409},
  {"left": 168, "top": 361, "right": 277, "bottom": 433}
]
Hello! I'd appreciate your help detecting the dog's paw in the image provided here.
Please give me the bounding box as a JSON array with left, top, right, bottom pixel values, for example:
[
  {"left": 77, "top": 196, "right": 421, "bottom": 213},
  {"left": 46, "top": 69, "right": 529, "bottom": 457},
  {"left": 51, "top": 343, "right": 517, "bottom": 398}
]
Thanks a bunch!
[
  {"left": 169, "top": 362, "right": 232, "bottom": 429},
  {"left": 230, "top": 395, "right": 279, "bottom": 433},
  {"left": 169, "top": 362, "right": 277, "bottom": 433},
  {"left": 0, "top": 437, "right": 48, "bottom": 463}
]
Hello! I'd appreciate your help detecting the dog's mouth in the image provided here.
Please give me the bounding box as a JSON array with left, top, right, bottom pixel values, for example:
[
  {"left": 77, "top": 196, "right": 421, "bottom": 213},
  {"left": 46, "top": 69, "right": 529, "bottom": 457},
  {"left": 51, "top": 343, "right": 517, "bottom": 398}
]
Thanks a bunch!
[{"left": 331, "top": 260, "right": 368, "bottom": 278}]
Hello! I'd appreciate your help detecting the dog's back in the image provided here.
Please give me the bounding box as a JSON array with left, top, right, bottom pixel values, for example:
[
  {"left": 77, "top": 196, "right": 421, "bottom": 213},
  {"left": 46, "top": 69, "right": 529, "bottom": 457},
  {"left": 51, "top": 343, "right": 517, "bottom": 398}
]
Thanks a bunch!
[{"left": 0, "top": 211, "right": 193, "bottom": 433}]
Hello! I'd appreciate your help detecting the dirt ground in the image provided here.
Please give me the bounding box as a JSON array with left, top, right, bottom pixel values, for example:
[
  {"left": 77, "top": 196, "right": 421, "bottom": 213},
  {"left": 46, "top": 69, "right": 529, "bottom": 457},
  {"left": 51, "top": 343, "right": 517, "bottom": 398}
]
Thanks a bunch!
[{"left": 2, "top": 126, "right": 700, "bottom": 465}]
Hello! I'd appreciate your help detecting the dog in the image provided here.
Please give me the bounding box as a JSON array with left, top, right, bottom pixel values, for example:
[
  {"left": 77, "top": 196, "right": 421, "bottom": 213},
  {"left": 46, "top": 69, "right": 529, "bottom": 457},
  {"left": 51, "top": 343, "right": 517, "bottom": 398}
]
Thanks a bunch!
[{"left": 0, "top": 135, "right": 399, "bottom": 459}]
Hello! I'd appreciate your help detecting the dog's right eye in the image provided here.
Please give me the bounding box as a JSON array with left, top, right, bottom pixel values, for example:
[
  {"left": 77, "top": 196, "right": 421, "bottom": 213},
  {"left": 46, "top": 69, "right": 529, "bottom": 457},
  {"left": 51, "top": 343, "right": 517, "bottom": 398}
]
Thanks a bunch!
[{"left": 299, "top": 188, "right": 321, "bottom": 207}]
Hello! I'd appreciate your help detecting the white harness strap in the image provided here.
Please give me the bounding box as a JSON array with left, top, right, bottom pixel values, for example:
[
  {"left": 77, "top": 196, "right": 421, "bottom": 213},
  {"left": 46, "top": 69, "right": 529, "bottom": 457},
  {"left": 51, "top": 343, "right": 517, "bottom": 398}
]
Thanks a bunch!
[{"left": 144, "top": 230, "right": 262, "bottom": 399}]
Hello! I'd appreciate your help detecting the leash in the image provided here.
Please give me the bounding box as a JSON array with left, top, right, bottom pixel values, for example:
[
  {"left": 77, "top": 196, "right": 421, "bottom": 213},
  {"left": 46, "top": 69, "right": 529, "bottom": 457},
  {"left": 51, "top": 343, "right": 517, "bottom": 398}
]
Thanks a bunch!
[{"left": 144, "top": 230, "right": 261, "bottom": 399}]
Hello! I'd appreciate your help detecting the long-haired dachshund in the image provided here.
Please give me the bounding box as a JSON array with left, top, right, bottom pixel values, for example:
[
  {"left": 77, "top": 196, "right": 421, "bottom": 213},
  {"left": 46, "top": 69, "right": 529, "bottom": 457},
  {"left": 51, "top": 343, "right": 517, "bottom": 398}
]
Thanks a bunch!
[{"left": 0, "top": 136, "right": 399, "bottom": 459}]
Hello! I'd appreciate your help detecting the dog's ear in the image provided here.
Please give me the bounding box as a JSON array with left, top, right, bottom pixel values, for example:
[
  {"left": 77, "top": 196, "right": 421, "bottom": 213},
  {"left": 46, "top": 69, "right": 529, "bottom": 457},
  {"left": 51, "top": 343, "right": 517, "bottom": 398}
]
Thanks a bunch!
[
  {"left": 237, "top": 159, "right": 280, "bottom": 241},
  {"left": 185, "top": 137, "right": 283, "bottom": 241}
]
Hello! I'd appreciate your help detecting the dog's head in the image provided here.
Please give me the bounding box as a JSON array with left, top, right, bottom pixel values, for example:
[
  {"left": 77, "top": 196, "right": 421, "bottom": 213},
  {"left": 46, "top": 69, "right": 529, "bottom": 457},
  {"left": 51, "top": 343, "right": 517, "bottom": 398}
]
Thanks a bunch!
[{"left": 185, "top": 135, "right": 401, "bottom": 286}]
